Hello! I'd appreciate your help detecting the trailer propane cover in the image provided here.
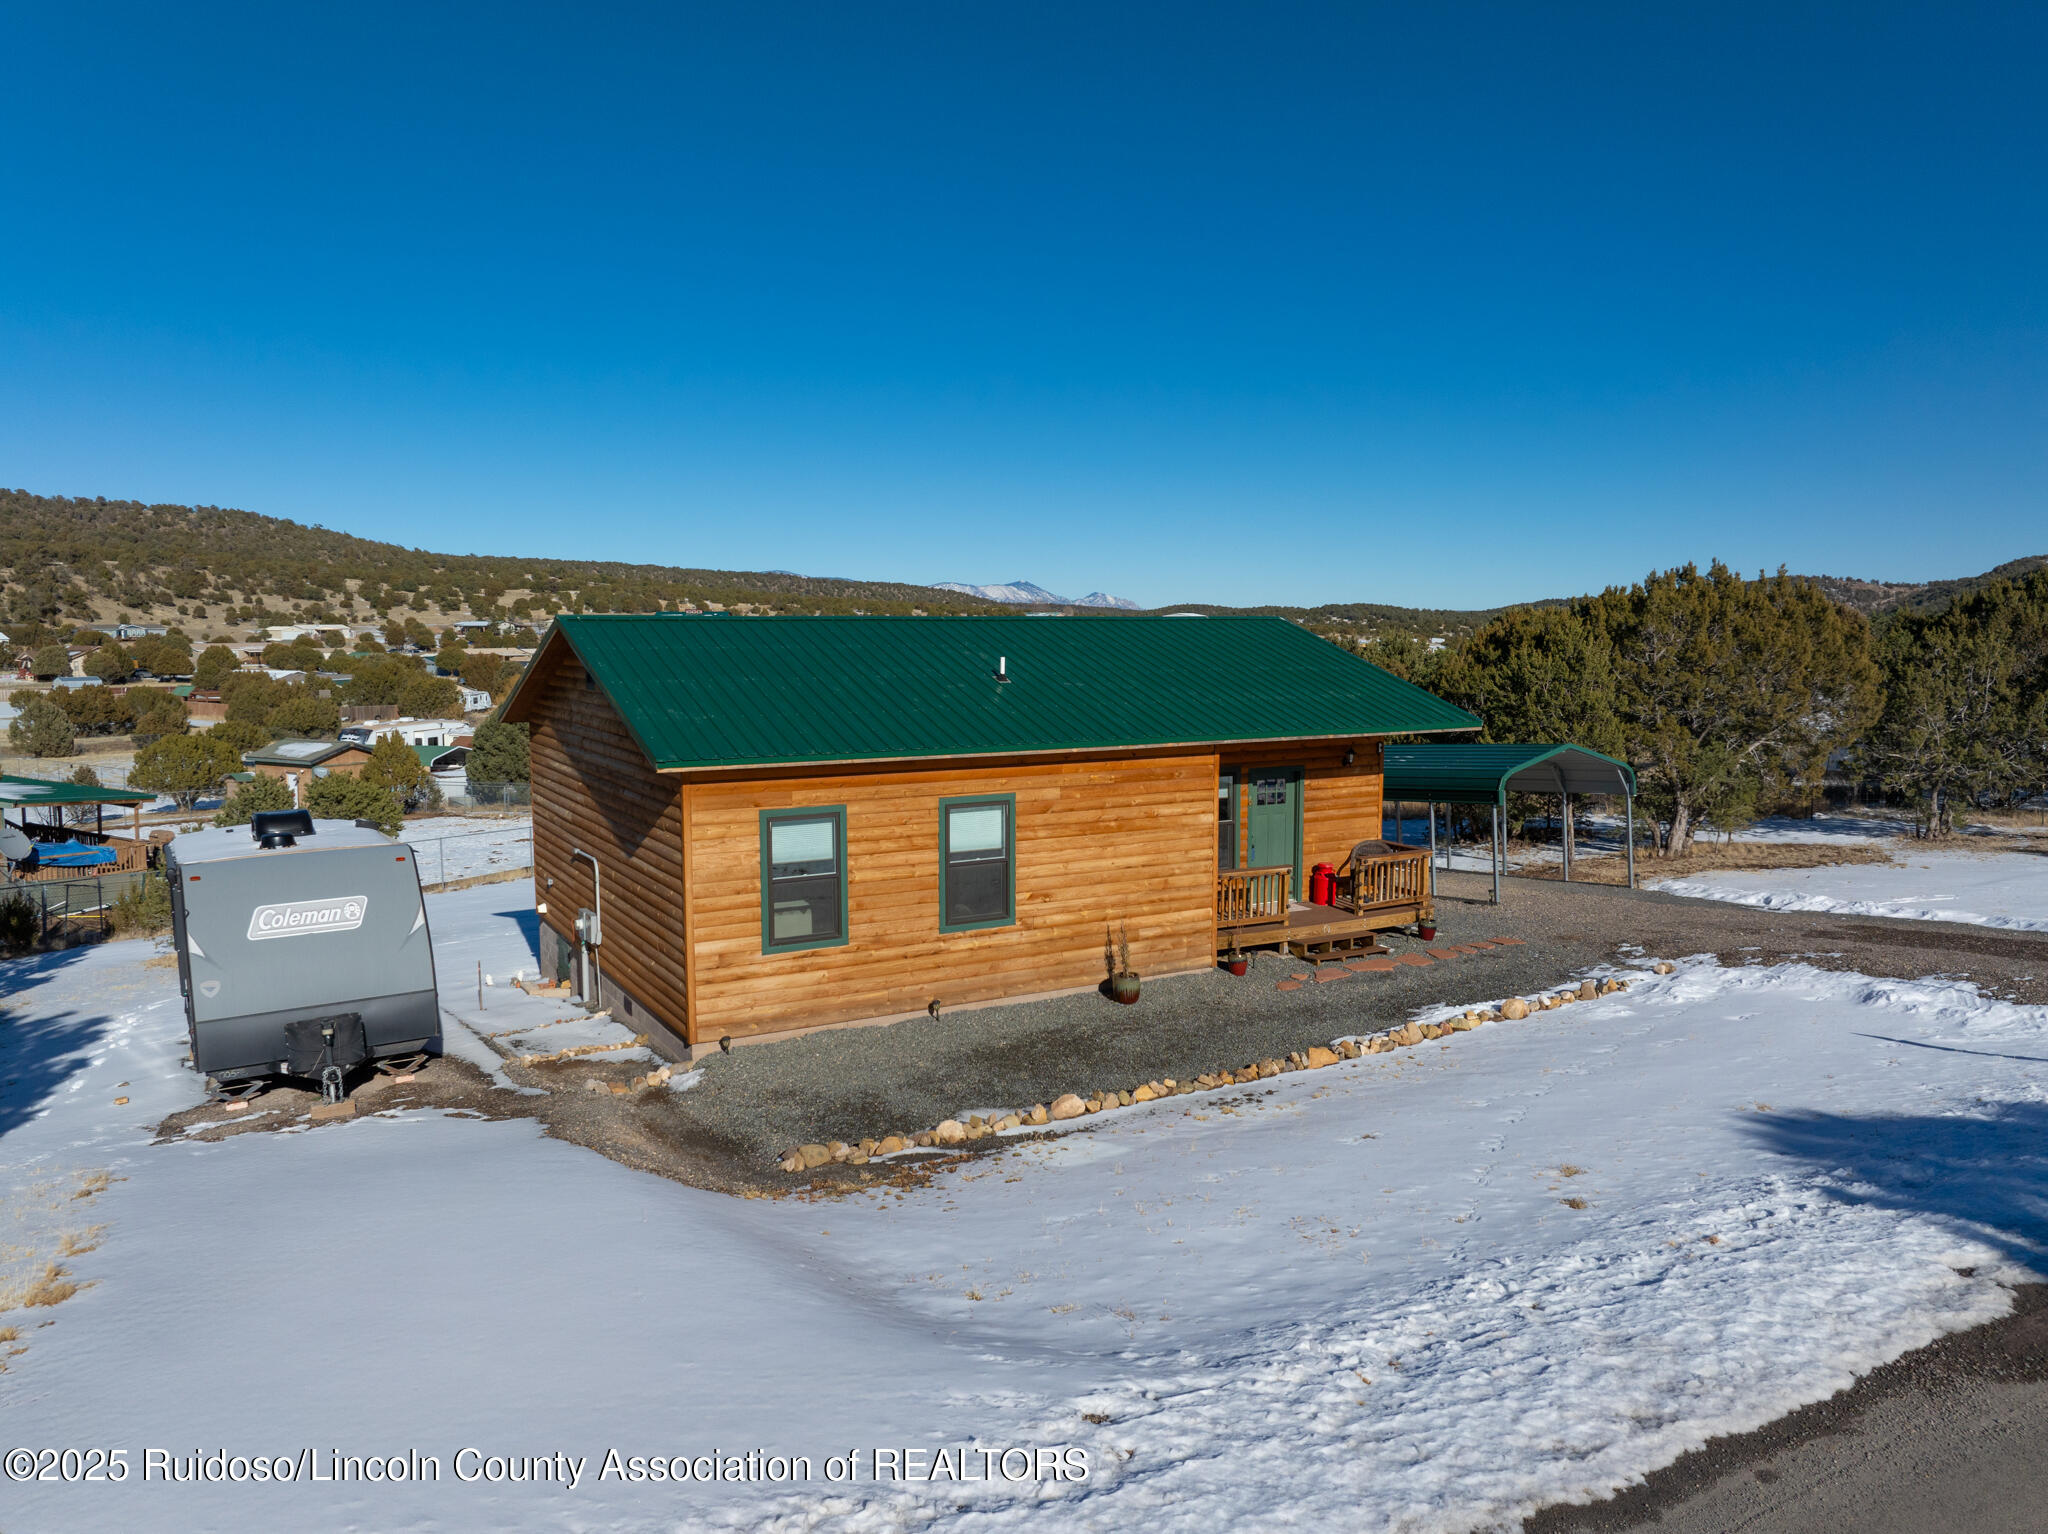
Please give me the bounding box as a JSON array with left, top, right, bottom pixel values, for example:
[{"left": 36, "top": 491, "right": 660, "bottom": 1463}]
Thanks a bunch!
[{"left": 285, "top": 1013, "right": 368, "bottom": 1103}]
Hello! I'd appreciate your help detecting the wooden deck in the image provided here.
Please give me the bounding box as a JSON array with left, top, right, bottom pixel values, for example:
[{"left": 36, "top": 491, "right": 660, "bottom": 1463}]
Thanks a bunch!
[{"left": 1216, "top": 841, "right": 1434, "bottom": 961}]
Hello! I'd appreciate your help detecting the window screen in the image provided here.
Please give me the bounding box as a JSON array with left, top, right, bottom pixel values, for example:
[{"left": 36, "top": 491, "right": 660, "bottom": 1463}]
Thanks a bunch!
[
  {"left": 943, "top": 800, "right": 1012, "bottom": 927},
  {"left": 765, "top": 813, "right": 842, "bottom": 947}
]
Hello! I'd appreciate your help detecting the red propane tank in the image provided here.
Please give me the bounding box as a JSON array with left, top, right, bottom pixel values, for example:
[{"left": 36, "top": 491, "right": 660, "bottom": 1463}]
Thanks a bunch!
[{"left": 1309, "top": 862, "right": 1336, "bottom": 906}]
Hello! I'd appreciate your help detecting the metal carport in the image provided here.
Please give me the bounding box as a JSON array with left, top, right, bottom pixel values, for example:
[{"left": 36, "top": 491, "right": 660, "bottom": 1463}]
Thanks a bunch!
[{"left": 1380, "top": 744, "right": 1638, "bottom": 903}]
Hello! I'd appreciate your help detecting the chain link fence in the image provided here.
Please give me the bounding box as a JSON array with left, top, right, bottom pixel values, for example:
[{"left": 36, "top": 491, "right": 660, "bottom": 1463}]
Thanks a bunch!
[
  {"left": 0, "top": 868, "right": 158, "bottom": 946},
  {"left": 442, "top": 780, "right": 532, "bottom": 810},
  {"left": 402, "top": 820, "right": 535, "bottom": 890}
]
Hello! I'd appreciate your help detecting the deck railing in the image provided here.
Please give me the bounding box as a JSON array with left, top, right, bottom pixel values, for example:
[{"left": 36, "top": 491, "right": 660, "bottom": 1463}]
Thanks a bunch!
[
  {"left": 1216, "top": 864, "right": 1291, "bottom": 926},
  {"left": 1340, "top": 844, "right": 1430, "bottom": 911}
]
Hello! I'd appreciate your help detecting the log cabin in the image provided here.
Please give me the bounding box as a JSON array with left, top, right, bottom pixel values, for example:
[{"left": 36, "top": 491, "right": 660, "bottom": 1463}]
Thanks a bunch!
[{"left": 499, "top": 614, "right": 1480, "bottom": 1053}]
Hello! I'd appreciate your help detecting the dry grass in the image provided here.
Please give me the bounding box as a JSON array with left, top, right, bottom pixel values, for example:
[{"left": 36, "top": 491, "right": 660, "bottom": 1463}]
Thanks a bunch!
[
  {"left": 0, "top": 1261, "right": 82, "bottom": 1311},
  {"left": 57, "top": 1227, "right": 105, "bottom": 1257},
  {"left": 1523, "top": 840, "right": 1896, "bottom": 886},
  {"left": 69, "top": 1170, "right": 117, "bottom": 1201}
]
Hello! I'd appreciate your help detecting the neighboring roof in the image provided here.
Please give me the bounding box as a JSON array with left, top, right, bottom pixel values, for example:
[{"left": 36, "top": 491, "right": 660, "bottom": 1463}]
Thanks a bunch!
[
  {"left": 502, "top": 614, "right": 1482, "bottom": 772},
  {"left": 414, "top": 743, "right": 467, "bottom": 768},
  {"left": 241, "top": 739, "right": 364, "bottom": 767},
  {"left": 1381, "top": 744, "right": 1636, "bottom": 805},
  {"left": 0, "top": 773, "right": 158, "bottom": 807},
  {"left": 166, "top": 819, "right": 396, "bottom": 865}
]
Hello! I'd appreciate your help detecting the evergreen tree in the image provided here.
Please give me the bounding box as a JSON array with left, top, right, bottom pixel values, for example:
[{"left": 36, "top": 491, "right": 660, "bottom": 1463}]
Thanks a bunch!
[
  {"left": 1860, "top": 569, "right": 2048, "bottom": 834},
  {"left": 466, "top": 719, "right": 530, "bottom": 786},
  {"left": 8, "top": 694, "right": 75, "bottom": 757},
  {"left": 1587, "top": 564, "right": 1881, "bottom": 853},
  {"left": 306, "top": 771, "right": 404, "bottom": 834},
  {"left": 361, "top": 733, "right": 436, "bottom": 810},
  {"left": 30, "top": 643, "right": 70, "bottom": 680},
  {"left": 193, "top": 644, "right": 238, "bottom": 691},
  {"left": 213, "top": 775, "right": 295, "bottom": 826},
  {"left": 129, "top": 733, "right": 243, "bottom": 808}
]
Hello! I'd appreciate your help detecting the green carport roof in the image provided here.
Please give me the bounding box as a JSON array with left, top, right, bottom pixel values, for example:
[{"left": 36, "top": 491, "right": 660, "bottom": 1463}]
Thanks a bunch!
[
  {"left": 0, "top": 773, "right": 158, "bottom": 807},
  {"left": 1381, "top": 744, "right": 1635, "bottom": 805},
  {"left": 503, "top": 614, "right": 1482, "bottom": 771}
]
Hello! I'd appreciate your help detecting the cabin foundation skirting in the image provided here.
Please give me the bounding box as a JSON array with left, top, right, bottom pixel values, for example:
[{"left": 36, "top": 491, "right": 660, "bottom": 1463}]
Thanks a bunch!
[{"left": 536, "top": 921, "right": 690, "bottom": 1062}]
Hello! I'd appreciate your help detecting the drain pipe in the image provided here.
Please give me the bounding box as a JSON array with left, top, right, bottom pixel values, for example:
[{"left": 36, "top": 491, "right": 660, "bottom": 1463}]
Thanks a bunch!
[{"left": 571, "top": 848, "right": 602, "bottom": 1011}]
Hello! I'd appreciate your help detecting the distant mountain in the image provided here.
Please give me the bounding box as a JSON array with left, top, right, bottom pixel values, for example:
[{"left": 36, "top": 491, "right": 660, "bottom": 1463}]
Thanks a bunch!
[
  {"left": 931, "top": 579, "right": 1142, "bottom": 610},
  {"left": 1804, "top": 556, "right": 2048, "bottom": 621}
]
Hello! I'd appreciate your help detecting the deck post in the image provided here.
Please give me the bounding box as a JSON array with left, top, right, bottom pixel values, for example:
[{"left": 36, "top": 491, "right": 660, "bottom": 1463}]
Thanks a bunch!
[
  {"left": 1490, "top": 801, "right": 1501, "bottom": 904},
  {"left": 1427, "top": 801, "right": 1437, "bottom": 897},
  {"left": 1625, "top": 792, "right": 1637, "bottom": 889}
]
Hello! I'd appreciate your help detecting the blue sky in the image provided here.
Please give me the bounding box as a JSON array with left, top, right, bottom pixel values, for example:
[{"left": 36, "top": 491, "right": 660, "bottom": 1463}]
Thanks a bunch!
[{"left": 3, "top": 4, "right": 2043, "bottom": 609}]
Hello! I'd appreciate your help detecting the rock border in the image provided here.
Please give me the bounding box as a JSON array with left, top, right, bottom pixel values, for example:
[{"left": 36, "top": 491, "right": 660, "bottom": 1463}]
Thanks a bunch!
[{"left": 777, "top": 973, "right": 1647, "bottom": 1173}]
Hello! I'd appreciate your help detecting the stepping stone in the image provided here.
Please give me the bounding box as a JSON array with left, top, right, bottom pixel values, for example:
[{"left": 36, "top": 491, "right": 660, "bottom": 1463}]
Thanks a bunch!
[
  {"left": 1314, "top": 967, "right": 1349, "bottom": 983},
  {"left": 1466, "top": 940, "right": 1497, "bottom": 950},
  {"left": 1397, "top": 953, "right": 1434, "bottom": 967},
  {"left": 1426, "top": 948, "right": 1461, "bottom": 960},
  {"left": 1353, "top": 958, "right": 1397, "bottom": 973},
  {"left": 1276, "top": 980, "right": 1302, "bottom": 992},
  {"left": 1494, "top": 937, "right": 1527, "bottom": 946}
]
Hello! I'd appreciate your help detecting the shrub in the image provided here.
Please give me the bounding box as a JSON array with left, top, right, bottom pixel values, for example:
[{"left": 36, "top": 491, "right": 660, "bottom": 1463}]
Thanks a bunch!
[
  {"left": 111, "top": 874, "right": 172, "bottom": 938},
  {"left": 8, "top": 694, "right": 76, "bottom": 757},
  {"left": 214, "top": 775, "right": 295, "bottom": 827},
  {"left": 305, "top": 773, "right": 404, "bottom": 835},
  {"left": 29, "top": 643, "right": 70, "bottom": 680},
  {"left": 0, "top": 891, "right": 36, "bottom": 954}
]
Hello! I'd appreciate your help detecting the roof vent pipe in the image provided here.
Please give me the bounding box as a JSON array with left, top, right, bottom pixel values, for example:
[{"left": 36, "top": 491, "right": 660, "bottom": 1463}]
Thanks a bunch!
[{"left": 995, "top": 656, "right": 1009, "bottom": 683}]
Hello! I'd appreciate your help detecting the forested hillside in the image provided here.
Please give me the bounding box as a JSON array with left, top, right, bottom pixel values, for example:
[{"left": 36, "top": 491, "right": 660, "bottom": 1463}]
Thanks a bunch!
[{"left": 0, "top": 489, "right": 1017, "bottom": 632}]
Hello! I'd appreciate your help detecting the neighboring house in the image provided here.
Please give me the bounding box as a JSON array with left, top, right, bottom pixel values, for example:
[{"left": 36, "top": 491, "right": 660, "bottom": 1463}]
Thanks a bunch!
[
  {"left": 240, "top": 739, "right": 373, "bottom": 784},
  {"left": 500, "top": 614, "right": 1480, "bottom": 1054},
  {"left": 108, "top": 623, "right": 169, "bottom": 640},
  {"left": 238, "top": 666, "right": 309, "bottom": 684},
  {"left": 457, "top": 686, "right": 494, "bottom": 713},
  {"left": 253, "top": 624, "right": 332, "bottom": 643},
  {"left": 339, "top": 718, "right": 471, "bottom": 749},
  {"left": 51, "top": 674, "right": 104, "bottom": 690}
]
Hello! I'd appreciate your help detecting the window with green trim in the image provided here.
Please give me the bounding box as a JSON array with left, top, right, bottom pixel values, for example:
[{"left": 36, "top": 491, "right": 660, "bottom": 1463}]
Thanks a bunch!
[
  {"left": 760, "top": 807, "right": 847, "bottom": 952},
  {"left": 939, "top": 794, "right": 1014, "bottom": 931}
]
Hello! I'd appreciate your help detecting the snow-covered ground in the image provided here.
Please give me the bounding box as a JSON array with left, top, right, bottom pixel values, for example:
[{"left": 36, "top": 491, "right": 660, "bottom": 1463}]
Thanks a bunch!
[
  {"left": 396, "top": 814, "right": 532, "bottom": 885},
  {"left": 3, "top": 887, "right": 2045, "bottom": 1531},
  {"left": 1654, "top": 846, "right": 2048, "bottom": 933}
]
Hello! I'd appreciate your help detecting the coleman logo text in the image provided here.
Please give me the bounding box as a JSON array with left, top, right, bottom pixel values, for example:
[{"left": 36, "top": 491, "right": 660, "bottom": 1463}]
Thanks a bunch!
[{"left": 246, "top": 896, "right": 369, "bottom": 941}]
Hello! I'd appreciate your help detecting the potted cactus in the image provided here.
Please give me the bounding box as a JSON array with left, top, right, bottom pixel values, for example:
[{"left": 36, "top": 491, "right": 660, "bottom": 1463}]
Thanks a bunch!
[{"left": 1104, "top": 923, "right": 1140, "bottom": 1003}]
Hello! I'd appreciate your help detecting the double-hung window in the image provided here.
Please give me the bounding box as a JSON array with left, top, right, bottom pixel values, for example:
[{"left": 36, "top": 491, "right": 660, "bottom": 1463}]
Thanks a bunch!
[
  {"left": 760, "top": 808, "right": 847, "bottom": 952},
  {"left": 939, "top": 795, "right": 1015, "bottom": 931}
]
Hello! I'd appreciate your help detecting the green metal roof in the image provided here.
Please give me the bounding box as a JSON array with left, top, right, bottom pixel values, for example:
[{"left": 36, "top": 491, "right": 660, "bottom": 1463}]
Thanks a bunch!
[
  {"left": 1381, "top": 744, "right": 1636, "bottom": 805},
  {"left": 413, "top": 743, "right": 466, "bottom": 768},
  {"left": 0, "top": 773, "right": 157, "bottom": 807},
  {"left": 504, "top": 614, "right": 1481, "bottom": 771}
]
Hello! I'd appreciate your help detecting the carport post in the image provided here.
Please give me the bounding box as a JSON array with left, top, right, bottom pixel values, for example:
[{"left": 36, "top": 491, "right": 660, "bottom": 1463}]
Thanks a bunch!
[
  {"left": 1490, "top": 801, "right": 1501, "bottom": 905},
  {"left": 1562, "top": 791, "right": 1572, "bottom": 883},
  {"left": 1625, "top": 792, "right": 1637, "bottom": 889},
  {"left": 1427, "top": 801, "right": 1437, "bottom": 896}
]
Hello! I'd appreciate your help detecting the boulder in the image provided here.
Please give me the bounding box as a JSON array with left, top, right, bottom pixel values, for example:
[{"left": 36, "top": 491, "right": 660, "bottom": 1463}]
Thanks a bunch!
[
  {"left": 1654, "top": 961, "right": 1676, "bottom": 975},
  {"left": 1337, "top": 1041, "right": 1362, "bottom": 1059},
  {"left": 1305, "top": 1046, "right": 1339, "bottom": 1069},
  {"left": 878, "top": 1135, "right": 906, "bottom": 1154},
  {"left": 780, "top": 1154, "right": 805, "bottom": 1173},
  {"left": 1131, "top": 1084, "right": 1156, "bottom": 1103},
  {"left": 798, "top": 1143, "right": 833, "bottom": 1169},
  {"left": 829, "top": 1141, "right": 851, "bottom": 1161},
  {"left": 1501, "top": 998, "right": 1530, "bottom": 1020},
  {"left": 1050, "top": 1094, "right": 1087, "bottom": 1121},
  {"left": 1257, "top": 1059, "right": 1283, "bottom": 1079},
  {"left": 933, "top": 1119, "right": 967, "bottom": 1146},
  {"left": 999, "top": 1114, "right": 1021, "bottom": 1131},
  {"left": 1577, "top": 980, "right": 1599, "bottom": 1000},
  {"left": 914, "top": 1131, "right": 935, "bottom": 1147},
  {"left": 1028, "top": 1104, "right": 1050, "bottom": 1125}
]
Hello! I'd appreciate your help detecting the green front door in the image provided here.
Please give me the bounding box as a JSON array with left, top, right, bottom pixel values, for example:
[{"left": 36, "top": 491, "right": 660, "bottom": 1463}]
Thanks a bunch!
[{"left": 1244, "top": 767, "right": 1301, "bottom": 897}]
